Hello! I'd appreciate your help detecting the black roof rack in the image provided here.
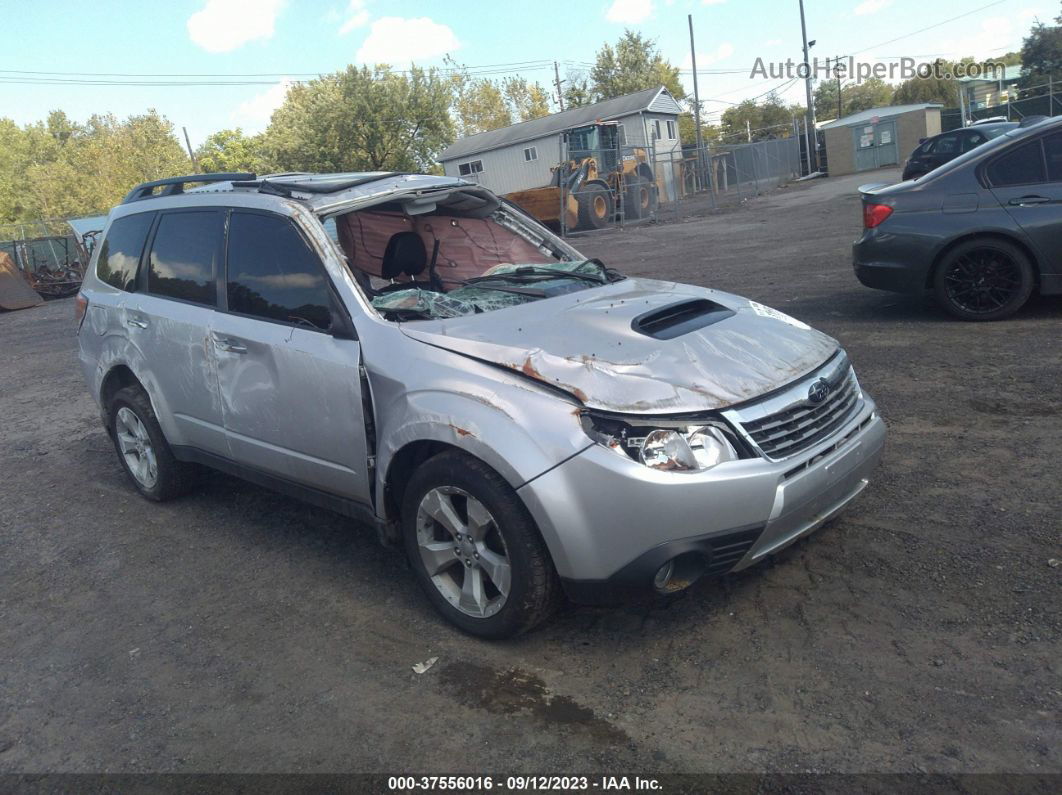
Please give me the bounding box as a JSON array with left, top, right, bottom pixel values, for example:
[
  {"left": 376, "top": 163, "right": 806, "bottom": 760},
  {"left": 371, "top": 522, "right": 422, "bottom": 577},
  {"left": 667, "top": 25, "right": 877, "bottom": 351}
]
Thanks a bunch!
[
  {"left": 121, "top": 173, "right": 256, "bottom": 204},
  {"left": 231, "top": 172, "right": 405, "bottom": 197}
]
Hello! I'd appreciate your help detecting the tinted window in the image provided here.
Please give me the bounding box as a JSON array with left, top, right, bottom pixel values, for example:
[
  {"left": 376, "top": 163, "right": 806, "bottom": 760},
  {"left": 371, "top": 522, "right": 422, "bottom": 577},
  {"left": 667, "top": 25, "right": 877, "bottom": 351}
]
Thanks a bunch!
[
  {"left": 147, "top": 211, "right": 223, "bottom": 305},
  {"left": 226, "top": 212, "right": 332, "bottom": 331},
  {"left": 1042, "top": 132, "right": 1062, "bottom": 181},
  {"left": 96, "top": 213, "right": 153, "bottom": 291},
  {"left": 963, "top": 132, "right": 987, "bottom": 152},
  {"left": 934, "top": 134, "right": 960, "bottom": 155},
  {"left": 986, "top": 140, "right": 1046, "bottom": 187}
]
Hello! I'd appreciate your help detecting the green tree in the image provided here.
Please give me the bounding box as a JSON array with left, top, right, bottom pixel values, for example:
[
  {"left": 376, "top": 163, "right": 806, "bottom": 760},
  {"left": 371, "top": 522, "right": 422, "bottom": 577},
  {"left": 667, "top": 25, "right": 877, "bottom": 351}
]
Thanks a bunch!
[
  {"left": 196, "top": 128, "right": 268, "bottom": 174},
  {"left": 1018, "top": 16, "right": 1062, "bottom": 97},
  {"left": 448, "top": 61, "right": 552, "bottom": 136},
  {"left": 588, "top": 30, "right": 686, "bottom": 102},
  {"left": 263, "top": 65, "right": 454, "bottom": 173},
  {"left": 891, "top": 60, "right": 957, "bottom": 106},
  {"left": 720, "top": 94, "right": 800, "bottom": 142},
  {"left": 562, "top": 71, "right": 593, "bottom": 108},
  {"left": 842, "top": 78, "right": 894, "bottom": 114},
  {"left": 814, "top": 80, "right": 843, "bottom": 120},
  {"left": 678, "top": 112, "right": 720, "bottom": 145}
]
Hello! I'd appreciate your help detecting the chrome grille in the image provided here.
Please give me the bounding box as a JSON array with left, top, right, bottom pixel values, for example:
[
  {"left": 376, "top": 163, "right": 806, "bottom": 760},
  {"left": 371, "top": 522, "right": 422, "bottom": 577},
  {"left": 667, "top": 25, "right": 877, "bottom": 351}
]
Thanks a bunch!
[{"left": 738, "top": 366, "right": 861, "bottom": 459}]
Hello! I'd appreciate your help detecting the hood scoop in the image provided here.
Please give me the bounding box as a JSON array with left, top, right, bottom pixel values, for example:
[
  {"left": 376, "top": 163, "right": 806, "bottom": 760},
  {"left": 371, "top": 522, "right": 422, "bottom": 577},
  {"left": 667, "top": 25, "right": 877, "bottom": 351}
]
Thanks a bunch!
[{"left": 631, "top": 298, "right": 735, "bottom": 340}]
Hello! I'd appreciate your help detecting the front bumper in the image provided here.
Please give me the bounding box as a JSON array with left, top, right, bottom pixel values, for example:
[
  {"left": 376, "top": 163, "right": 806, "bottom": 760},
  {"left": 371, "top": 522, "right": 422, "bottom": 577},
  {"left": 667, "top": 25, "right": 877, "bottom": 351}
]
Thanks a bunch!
[{"left": 518, "top": 379, "right": 886, "bottom": 604}]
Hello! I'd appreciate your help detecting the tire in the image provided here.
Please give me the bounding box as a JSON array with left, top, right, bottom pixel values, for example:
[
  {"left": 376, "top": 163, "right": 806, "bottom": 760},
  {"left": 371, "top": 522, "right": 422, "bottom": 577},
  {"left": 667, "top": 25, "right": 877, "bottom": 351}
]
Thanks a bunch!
[
  {"left": 401, "top": 450, "right": 561, "bottom": 638},
  {"left": 108, "top": 385, "right": 199, "bottom": 501},
  {"left": 623, "top": 177, "right": 652, "bottom": 221},
  {"left": 933, "top": 238, "right": 1035, "bottom": 321},
  {"left": 575, "top": 183, "right": 614, "bottom": 230}
]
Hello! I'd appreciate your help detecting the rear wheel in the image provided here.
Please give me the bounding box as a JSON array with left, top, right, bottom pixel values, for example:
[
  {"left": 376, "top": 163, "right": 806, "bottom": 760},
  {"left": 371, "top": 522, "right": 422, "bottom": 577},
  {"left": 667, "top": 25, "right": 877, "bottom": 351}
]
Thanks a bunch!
[
  {"left": 576, "top": 183, "right": 614, "bottom": 230},
  {"left": 401, "top": 450, "right": 561, "bottom": 638},
  {"left": 933, "top": 239, "right": 1034, "bottom": 321},
  {"left": 108, "top": 385, "right": 198, "bottom": 501},
  {"left": 624, "top": 177, "right": 653, "bottom": 221}
]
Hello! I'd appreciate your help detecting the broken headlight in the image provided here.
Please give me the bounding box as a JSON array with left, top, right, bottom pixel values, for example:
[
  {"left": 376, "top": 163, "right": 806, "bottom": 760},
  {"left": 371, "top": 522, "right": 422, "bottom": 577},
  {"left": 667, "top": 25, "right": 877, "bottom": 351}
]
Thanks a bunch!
[{"left": 581, "top": 411, "right": 746, "bottom": 473}]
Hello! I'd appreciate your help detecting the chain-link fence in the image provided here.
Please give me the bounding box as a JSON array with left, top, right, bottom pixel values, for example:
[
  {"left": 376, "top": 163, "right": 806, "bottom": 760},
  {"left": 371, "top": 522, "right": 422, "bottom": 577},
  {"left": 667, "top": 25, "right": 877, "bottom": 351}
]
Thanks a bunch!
[{"left": 550, "top": 135, "right": 802, "bottom": 238}]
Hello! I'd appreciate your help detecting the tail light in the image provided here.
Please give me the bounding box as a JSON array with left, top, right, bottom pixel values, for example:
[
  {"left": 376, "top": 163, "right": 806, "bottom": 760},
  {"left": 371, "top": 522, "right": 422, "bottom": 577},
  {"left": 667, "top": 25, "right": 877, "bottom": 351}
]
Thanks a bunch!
[
  {"left": 863, "top": 202, "right": 893, "bottom": 229},
  {"left": 75, "top": 292, "right": 88, "bottom": 331}
]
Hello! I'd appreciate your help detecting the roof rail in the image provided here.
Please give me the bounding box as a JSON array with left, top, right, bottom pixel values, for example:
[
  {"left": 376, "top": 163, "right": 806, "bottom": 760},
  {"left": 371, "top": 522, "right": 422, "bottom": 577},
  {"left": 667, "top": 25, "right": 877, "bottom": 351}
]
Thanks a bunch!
[{"left": 121, "top": 173, "right": 256, "bottom": 204}]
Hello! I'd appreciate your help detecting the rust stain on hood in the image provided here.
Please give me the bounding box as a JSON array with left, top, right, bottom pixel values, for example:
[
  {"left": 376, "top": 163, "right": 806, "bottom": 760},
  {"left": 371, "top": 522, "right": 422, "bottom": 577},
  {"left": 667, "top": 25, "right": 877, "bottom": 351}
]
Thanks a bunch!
[{"left": 402, "top": 278, "right": 839, "bottom": 414}]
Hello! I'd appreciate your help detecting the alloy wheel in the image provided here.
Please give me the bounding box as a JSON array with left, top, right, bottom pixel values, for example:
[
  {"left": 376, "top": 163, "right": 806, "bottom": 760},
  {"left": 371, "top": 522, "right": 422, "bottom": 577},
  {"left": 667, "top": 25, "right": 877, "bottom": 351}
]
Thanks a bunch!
[
  {"left": 942, "top": 247, "right": 1022, "bottom": 315},
  {"left": 415, "top": 486, "right": 511, "bottom": 618},
  {"left": 115, "top": 407, "right": 158, "bottom": 489}
]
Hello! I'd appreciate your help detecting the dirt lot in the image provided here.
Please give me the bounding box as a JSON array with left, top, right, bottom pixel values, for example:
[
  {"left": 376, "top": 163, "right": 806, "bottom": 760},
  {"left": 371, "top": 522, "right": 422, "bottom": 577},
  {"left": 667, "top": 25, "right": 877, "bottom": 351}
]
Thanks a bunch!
[{"left": 1, "top": 169, "right": 1058, "bottom": 775}]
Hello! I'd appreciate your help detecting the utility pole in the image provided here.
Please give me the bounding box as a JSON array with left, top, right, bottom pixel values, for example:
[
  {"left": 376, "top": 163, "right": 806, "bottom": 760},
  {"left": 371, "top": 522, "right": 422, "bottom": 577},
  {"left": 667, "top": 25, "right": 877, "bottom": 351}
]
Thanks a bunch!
[
  {"left": 182, "top": 127, "right": 198, "bottom": 171},
  {"left": 688, "top": 14, "right": 708, "bottom": 186},
  {"left": 798, "top": 0, "right": 817, "bottom": 173},
  {"left": 835, "top": 55, "right": 843, "bottom": 121},
  {"left": 553, "top": 62, "right": 565, "bottom": 112},
  {"left": 747, "top": 119, "right": 752, "bottom": 142}
]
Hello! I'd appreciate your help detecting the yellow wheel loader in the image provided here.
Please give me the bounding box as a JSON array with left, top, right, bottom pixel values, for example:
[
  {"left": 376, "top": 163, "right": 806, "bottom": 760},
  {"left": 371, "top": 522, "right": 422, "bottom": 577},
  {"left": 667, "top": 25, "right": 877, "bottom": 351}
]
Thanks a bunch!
[{"left": 504, "top": 122, "right": 658, "bottom": 232}]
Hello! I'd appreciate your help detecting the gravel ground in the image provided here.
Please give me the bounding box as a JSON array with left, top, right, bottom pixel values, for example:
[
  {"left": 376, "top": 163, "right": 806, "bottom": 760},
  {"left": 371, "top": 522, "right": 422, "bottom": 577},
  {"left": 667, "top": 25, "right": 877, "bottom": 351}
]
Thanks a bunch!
[{"left": 0, "top": 168, "right": 1058, "bottom": 775}]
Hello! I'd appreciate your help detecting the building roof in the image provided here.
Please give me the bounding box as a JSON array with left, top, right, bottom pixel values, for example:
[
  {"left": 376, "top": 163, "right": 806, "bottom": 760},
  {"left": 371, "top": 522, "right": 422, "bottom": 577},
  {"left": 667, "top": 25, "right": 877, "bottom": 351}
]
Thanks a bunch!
[
  {"left": 439, "top": 86, "right": 680, "bottom": 162},
  {"left": 819, "top": 103, "right": 943, "bottom": 130},
  {"left": 958, "top": 64, "right": 1023, "bottom": 84}
]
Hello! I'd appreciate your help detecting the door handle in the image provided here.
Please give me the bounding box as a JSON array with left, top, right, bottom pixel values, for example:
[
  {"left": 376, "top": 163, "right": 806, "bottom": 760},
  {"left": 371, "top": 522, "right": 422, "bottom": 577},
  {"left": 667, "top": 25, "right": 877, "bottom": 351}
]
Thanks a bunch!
[
  {"left": 126, "top": 318, "right": 148, "bottom": 329},
  {"left": 1008, "top": 195, "right": 1051, "bottom": 206},
  {"left": 213, "top": 337, "right": 247, "bottom": 354}
]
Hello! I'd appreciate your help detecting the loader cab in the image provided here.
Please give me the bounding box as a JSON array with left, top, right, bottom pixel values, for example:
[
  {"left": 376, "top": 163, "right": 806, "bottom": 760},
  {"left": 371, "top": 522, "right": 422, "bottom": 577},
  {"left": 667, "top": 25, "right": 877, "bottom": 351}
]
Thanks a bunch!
[{"left": 565, "top": 123, "right": 621, "bottom": 174}]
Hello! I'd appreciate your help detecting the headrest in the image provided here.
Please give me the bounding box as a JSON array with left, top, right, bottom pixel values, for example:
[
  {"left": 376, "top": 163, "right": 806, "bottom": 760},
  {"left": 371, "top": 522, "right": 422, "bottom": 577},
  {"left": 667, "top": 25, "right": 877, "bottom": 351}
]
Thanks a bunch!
[{"left": 381, "top": 232, "right": 426, "bottom": 280}]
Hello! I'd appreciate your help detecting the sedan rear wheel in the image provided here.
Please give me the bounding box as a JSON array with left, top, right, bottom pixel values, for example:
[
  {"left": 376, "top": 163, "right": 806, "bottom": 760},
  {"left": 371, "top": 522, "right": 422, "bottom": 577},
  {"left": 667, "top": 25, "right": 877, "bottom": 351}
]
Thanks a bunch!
[{"left": 933, "top": 239, "right": 1034, "bottom": 321}]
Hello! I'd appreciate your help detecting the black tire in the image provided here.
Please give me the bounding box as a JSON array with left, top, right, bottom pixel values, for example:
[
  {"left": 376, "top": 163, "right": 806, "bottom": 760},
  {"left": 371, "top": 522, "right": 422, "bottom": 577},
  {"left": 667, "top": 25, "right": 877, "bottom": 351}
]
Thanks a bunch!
[
  {"left": 401, "top": 450, "right": 561, "bottom": 638},
  {"left": 108, "top": 385, "right": 199, "bottom": 501},
  {"left": 933, "top": 238, "right": 1035, "bottom": 321},
  {"left": 576, "top": 182, "right": 614, "bottom": 230},
  {"left": 623, "top": 178, "right": 649, "bottom": 221}
]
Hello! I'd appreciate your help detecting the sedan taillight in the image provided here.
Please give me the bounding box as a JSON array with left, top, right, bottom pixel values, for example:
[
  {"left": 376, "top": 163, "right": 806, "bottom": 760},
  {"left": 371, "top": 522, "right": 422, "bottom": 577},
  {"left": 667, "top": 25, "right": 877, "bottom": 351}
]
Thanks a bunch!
[{"left": 863, "top": 202, "right": 893, "bottom": 229}]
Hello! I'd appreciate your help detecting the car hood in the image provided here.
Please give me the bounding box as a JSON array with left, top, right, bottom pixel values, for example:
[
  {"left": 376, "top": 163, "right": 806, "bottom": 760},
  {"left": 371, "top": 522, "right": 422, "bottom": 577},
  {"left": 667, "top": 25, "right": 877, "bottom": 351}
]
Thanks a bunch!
[{"left": 400, "top": 278, "right": 839, "bottom": 414}]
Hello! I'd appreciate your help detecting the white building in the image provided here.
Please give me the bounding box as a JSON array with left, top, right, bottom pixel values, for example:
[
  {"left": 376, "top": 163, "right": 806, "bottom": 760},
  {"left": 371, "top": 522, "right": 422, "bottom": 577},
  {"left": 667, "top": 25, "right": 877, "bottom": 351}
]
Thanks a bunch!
[{"left": 438, "top": 85, "right": 683, "bottom": 198}]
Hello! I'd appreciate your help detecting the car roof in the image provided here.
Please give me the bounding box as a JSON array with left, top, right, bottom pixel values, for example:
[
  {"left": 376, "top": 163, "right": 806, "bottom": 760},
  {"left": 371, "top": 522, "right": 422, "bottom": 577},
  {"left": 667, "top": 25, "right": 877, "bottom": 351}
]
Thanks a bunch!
[{"left": 120, "top": 171, "right": 476, "bottom": 212}]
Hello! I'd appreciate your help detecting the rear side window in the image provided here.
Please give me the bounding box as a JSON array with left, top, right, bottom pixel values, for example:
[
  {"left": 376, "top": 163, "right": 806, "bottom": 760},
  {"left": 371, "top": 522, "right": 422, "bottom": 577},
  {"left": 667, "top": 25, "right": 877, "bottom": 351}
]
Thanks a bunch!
[
  {"left": 96, "top": 213, "right": 153, "bottom": 291},
  {"left": 225, "top": 212, "right": 332, "bottom": 331},
  {"left": 1042, "top": 132, "right": 1062, "bottom": 181},
  {"left": 934, "top": 134, "right": 960, "bottom": 155},
  {"left": 147, "top": 211, "right": 224, "bottom": 306},
  {"left": 985, "top": 140, "right": 1045, "bottom": 187}
]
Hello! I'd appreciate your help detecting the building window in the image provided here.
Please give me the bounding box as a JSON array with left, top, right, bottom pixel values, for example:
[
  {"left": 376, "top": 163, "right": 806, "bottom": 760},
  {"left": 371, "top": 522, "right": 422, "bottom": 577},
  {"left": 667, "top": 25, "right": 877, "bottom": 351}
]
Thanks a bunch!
[
  {"left": 458, "top": 160, "right": 484, "bottom": 177},
  {"left": 617, "top": 123, "right": 626, "bottom": 145},
  {"left": 666, "top": 120, "right": 676, "bottom": 140},
  {"left": 523, "top": 146, "right": 538, "bottom": 162},
  {"left": 653, "top": 120, "right": 662, "bottom": 140}
]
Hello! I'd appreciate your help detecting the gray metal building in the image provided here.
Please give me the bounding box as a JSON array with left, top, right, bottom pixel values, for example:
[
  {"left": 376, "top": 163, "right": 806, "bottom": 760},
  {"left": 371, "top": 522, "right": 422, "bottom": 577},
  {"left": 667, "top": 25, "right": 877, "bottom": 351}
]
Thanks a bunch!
[{"left": 438, "top": 85, "right": 683, "bottom": 197}]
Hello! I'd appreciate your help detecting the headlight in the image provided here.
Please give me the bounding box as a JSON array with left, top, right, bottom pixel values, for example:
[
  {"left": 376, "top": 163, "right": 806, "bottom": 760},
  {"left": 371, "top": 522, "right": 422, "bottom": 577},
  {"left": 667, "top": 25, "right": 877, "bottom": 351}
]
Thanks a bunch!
[{"left": 581, "top": 412, "right": 744, "bottom": 473}]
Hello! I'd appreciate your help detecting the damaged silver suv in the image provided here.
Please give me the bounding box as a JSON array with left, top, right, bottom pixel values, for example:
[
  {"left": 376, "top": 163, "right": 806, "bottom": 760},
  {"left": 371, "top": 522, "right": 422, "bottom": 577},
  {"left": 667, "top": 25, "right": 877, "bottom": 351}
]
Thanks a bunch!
[{"left": 76, "top": 172, "right": 886, "bottom": 637}]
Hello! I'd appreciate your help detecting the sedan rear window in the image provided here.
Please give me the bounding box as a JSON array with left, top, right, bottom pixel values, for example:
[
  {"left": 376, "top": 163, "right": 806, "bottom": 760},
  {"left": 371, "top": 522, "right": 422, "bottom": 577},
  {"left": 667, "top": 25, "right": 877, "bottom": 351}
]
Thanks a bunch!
[{"left": 985, "top": 141, "right": 1045, "bottom": 187}]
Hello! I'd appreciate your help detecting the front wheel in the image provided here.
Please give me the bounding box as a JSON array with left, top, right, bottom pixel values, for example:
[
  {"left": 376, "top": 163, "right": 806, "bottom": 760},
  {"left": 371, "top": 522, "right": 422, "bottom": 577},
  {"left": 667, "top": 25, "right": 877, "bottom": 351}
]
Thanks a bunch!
[
  {"left": 933, "top": 239, "right": 1035, "bottom": 321},
  {"left": 401, "top": 451, "right": 561, "bottom": 638}
]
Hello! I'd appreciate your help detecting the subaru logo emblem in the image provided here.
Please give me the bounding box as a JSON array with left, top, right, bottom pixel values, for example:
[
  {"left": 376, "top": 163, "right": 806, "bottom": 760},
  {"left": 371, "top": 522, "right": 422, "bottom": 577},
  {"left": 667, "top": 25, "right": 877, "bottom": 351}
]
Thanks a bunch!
[{"left": 807, "top": 378, "right": 831, "bottom": 404}]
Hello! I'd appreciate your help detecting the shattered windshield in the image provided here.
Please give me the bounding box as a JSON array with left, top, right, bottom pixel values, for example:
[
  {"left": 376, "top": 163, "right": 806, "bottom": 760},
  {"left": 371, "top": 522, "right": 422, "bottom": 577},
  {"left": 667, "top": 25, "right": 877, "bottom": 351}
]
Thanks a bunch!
[
  {"left": 371, "top": 260, "right": 611, "bottom": 320},
  {"left": 332, "top": 202, "right": 621, "bottom": 321}
]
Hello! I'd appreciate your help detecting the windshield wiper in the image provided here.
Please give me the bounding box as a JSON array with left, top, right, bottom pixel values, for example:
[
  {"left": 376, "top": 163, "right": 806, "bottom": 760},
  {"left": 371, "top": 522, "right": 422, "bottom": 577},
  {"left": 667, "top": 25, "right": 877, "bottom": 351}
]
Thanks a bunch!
[
  {"left": 464, "top": 267, "right": 605, "bottom": 286},
  {"left": 455, "top": 282, "right": 546, "bottom": 297}
]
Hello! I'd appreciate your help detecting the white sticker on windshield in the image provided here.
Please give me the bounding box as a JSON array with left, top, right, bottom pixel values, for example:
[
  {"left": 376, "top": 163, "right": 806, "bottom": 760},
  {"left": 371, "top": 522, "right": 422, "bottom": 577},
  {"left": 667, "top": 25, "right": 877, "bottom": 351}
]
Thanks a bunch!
[{"left": 747, "top": 301, "right": 811, "bottom": 330}]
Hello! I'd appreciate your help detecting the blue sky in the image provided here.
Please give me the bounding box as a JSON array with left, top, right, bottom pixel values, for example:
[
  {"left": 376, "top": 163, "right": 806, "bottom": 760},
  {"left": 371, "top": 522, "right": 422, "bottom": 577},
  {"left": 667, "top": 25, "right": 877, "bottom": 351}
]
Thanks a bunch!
[{"left": 2, "top": 0, "right": 1057, "bottom": 149}]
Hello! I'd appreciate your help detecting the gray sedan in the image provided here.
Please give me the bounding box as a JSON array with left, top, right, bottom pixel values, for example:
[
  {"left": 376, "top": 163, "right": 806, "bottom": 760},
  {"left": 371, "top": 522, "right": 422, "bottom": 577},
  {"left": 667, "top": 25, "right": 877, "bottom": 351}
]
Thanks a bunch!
[{"left": 854, "top": 115, "right": 1062, "bottom": 320}]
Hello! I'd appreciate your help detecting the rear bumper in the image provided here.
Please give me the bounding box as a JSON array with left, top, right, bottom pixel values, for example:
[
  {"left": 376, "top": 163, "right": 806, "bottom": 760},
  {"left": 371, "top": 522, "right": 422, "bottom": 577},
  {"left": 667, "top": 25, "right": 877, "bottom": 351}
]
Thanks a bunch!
[{"left": 852, "top": 231, "right": 930, "bottom": 294}]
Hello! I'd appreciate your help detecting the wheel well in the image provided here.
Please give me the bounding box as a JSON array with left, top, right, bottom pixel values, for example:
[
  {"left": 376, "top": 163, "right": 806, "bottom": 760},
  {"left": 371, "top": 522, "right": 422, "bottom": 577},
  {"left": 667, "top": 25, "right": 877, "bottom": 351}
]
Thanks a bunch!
[
  {"left": 99, "top": 365, "right": 142, "bottom": 430},
  {"left": 927, "top": 232, "right": 1041, "bottom": 290},
  {"left": 383, "top": 440, "right": 457, "bottom": 522}
]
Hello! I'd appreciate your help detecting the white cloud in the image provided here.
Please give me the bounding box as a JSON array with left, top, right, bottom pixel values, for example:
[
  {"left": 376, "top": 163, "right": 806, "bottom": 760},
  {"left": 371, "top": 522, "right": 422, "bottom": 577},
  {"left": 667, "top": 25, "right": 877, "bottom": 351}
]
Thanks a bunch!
[
  {"left": 187, "top": 0, "right": 285, "bottom": 53},
  {"left": 234, "top": 78, "right": 293, "bottom": 128},
  {"left": 682, "top": 41, "right": 735, "bottom": 69},
  {"left": 854, "top": 0, "right": 891, "bottom": 16},
  {"left": 354, "top": 17, "right": 460, "bottom": 64},
  {"left": 339, "top": 0, "right": 370, "bottom": 35},
  {"left": 606, "top": 0, "right": 654, "bottom": 24}
]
